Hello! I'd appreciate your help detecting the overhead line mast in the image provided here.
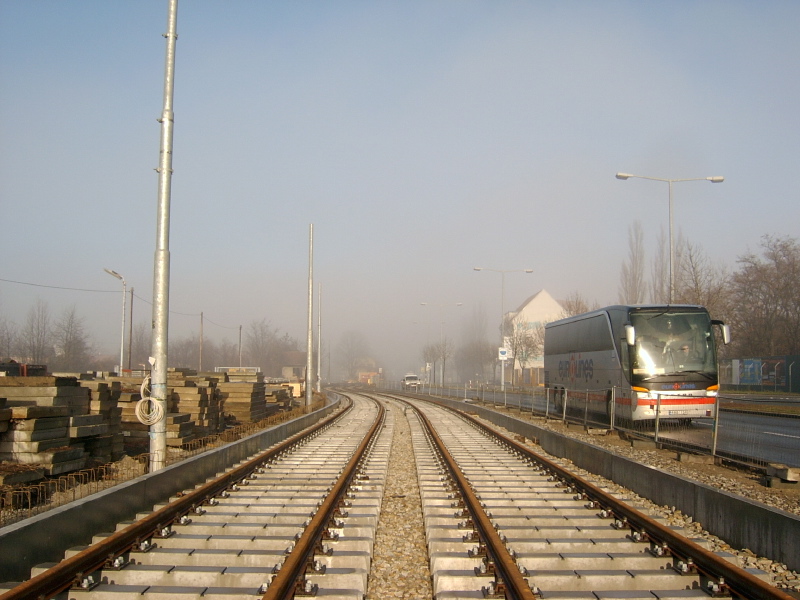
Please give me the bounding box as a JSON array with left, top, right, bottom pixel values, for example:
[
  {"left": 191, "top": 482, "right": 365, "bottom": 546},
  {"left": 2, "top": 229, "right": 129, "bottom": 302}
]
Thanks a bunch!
[{"left": 150, "top": 0, "right": 179, "bottom": 471}]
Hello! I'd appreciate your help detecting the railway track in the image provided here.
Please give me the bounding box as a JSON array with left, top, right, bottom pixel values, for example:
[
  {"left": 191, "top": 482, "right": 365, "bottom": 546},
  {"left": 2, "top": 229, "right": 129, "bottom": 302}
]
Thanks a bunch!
[{"left": 0, "top": 391, "right": 793, "bottom": 599}]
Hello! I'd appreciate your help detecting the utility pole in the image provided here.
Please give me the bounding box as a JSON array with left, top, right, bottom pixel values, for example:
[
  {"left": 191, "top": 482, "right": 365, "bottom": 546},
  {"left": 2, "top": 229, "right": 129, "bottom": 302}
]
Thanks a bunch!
[
  {"left": 149, "top": 0, "right": 179, "bottom": 472},
  {"left": 305, "top": 224, "right": 314, "bottom": 407}
]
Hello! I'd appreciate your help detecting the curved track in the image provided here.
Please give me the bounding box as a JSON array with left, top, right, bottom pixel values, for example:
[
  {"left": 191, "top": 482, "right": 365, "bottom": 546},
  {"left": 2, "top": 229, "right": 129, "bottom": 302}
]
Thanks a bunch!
[
  {"left": 392, "top": 393, "right": 792, "bottom": 600},
  {"left": 0, "top": 391, "right": 792, "bottom": 600}
]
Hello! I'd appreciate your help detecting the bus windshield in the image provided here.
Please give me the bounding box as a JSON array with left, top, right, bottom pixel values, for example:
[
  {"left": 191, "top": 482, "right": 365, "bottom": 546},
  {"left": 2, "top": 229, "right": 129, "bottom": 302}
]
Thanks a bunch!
[{"left": 630, "top": 310, "right": 717, "bottom": 382}]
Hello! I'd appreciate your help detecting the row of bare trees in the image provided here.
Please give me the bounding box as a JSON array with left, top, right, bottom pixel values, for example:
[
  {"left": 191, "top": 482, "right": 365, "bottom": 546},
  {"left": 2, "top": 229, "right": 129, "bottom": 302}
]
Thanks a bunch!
[
  {"left": 0, "top": 301, "right": 93, "bottom": 371},
  {"left": 619, "top": 223, "right": 800, "bottom": 358},
  {"left": 0, "top": 301, "right": 300, "bottom": 376}
]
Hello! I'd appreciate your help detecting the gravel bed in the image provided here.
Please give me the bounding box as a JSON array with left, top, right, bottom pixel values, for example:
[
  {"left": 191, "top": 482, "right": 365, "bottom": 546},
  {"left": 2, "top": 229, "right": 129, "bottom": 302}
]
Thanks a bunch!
[
  {"left": 479, "top": 406, "right": 800, "bottom": 594},
  {"left": 367, "top": 405, "right": 432, "bottom": 599}
]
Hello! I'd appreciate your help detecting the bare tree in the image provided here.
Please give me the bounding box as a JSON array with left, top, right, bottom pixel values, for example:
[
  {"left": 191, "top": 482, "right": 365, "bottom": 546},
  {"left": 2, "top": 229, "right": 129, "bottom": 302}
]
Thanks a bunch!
[
  {"left": 422, "top": 343, "right": 438, "bottom": 385},
  {"left": 52, "top": 305, "right": 91, "bottom": 372},
  {"left": 438, "top": 336, "right": 455, "bottom": 385},
  {"left": 650, "top": 228, "right": 669, "bottom": 303},
  {"left": 618, "top": 220, "right": 646, "bottom": 304},
  {"left": 215, "top": 338, "right": 242, "bottom": 368},
  {"left": 337, "top": 330, "right": 372, "bottom": 381},
  {"left": 506, "top": 313, "right": 544, "bottom": 386},
  {"left": 729, "top": 235, "right": 800, "bottom": 357},
  {"left": 130, "top": 322, "right": 151, "bottom": 370},
  {"left": 0, "top": 317, "right": 17, "bottom": 360},
  {"left": 455, "top": 305, "right": 494, "bottom": 384},
  {"left": 19, "top": 299, "right": 53, "bottom": 364},
  {"left": 559, "top": 292, "right": 596, "bottom": 318},
  {"left": 169, "top": 334, "right": 199, "bottom": 369},
  {"left": 673, "top": 240, "right": 731, "bottom": 319}
]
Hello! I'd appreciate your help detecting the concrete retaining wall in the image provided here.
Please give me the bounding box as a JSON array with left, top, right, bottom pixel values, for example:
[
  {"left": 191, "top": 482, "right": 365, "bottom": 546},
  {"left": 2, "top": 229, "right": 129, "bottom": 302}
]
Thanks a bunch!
[
  {"left": 0, "top": 401, "right": 339, "bottom": 583},
  {"left": 445, "top": 398, "right": 800, "bottom": 572}
]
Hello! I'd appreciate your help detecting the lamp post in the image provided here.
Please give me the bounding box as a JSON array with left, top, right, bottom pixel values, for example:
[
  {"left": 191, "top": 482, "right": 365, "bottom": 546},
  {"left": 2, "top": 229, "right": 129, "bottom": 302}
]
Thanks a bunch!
[
  {"left": 420, "top": 302, "right": 463, "bottom": 387},
  {"left": 615, "top": 172, "right": 723, "bottom": 304},
  {"left": 104, "top": 268, "right": 126, "bottom": 373},
  {"left": 473, "top": 267, "right": 533, "bottom": 391}
]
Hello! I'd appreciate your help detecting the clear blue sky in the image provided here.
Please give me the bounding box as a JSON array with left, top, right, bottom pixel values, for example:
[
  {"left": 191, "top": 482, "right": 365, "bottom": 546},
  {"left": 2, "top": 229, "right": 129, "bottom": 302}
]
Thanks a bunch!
[{"left": 1, "top": 1, "right": 798, "bottom": 376}]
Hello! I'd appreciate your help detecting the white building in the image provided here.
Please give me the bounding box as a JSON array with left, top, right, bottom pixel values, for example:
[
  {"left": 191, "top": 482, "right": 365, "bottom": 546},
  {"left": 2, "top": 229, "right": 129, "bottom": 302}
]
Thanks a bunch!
[{"left": 504, "top": 289, "right": 563, "bottom": 383}]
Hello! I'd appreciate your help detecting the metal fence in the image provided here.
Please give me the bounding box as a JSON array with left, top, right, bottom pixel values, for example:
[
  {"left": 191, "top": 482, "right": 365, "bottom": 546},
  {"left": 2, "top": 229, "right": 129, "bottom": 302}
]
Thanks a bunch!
[{"left": 388, "top": 382, "right": 800, "bottom": 470}]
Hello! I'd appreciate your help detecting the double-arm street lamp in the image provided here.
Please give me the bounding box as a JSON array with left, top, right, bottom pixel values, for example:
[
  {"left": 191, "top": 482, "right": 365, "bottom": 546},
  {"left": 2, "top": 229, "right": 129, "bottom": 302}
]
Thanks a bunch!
[
  {"left": 104, "top": 268, "right": 127, "bottom": 373},
  {"left": 473, "top": 267, "right": 533, "bottom": 391},
  {"left": 615, "top": 173, "right": 724, "bottom": 304}
]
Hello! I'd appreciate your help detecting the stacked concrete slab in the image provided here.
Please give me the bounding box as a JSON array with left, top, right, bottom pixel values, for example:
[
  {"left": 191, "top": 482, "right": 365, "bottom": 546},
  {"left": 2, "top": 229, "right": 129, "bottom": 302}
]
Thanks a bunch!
[
  {"left": 79, "top": 380, "right": 125, "bottom": 462},
  {"left": 217, "top": 380, "right": 270, "bottom": 424},
  {"left": 173, "top": 377, "right": 223, "bottom": 438},
  {"left": 0, "top": 376, "right": 130, "bottom": 470},
  {"left": 112, "top": 374, "right": 198, "bottom": 449},
  {"left": 0, "top": 404, "right": 86, "bottom": 476},
  {"left": 0, "top": 398, "right": 10, "bottom": 434}
]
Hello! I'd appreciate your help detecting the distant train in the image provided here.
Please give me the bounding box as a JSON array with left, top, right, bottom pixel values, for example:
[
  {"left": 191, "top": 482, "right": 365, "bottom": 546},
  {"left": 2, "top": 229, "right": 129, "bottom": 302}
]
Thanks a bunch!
[{"left": 544, "top": 305, "right": 730, "bottom": 424}]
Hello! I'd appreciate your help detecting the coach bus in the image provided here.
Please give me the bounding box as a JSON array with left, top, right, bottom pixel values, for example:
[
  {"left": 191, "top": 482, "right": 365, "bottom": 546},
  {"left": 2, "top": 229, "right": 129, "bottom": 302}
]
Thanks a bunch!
[{"left": 543, "top": 305, "right": 730, "bottom": 424}]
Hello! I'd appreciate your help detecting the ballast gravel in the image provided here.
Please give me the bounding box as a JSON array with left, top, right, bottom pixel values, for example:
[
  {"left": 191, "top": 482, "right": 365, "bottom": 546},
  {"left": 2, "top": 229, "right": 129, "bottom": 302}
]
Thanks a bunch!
[
  {"left": 478, "top": 405, "right": 800, "bottom": 594},
  {"left": 366, "top": 405, "right": 433, "bottom": 599}
]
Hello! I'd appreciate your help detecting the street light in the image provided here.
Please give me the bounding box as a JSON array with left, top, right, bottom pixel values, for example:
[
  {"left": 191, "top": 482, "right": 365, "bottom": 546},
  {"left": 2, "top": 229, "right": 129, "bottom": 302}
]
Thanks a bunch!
[
  {"left": 104, "top": 268, "right": 127, "bottom": 373},
  {"left": 615, "top": 172, "right": 724, "bottom": 304},
  {"left": 473, "top": 267, "right": 533, "bottom": 391}
]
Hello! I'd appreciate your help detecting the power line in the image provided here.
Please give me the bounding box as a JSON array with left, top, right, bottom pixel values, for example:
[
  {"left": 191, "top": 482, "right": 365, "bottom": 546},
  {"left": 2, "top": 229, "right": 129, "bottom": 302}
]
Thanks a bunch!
[
  {"left": 1, "top": 277, "right": 240, "bottom": 329},
  {"left": 0, "top": 277, "right": 116, "bottom": 293}
]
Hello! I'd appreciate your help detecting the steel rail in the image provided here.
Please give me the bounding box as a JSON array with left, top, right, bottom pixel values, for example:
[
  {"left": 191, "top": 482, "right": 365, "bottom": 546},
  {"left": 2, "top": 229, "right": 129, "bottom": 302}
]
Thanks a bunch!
[
  {"left": 411, "top": 402, "right": 538, "bottom": 600},
  {"left": 262, "top": 397, "right": 386, "bottom": 600},
  {"left": 458, "top": 409, "right": 796, "bottom": 600},
  {"left": 0, "top": 399, "right": 352, "bottom": 600}
]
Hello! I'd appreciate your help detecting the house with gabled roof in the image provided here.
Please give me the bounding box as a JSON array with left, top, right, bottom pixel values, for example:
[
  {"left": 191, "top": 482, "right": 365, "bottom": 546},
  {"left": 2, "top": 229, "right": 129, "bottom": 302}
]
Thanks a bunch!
[{"left": 504, "top": 289, "right": 563, "bottom": 383}]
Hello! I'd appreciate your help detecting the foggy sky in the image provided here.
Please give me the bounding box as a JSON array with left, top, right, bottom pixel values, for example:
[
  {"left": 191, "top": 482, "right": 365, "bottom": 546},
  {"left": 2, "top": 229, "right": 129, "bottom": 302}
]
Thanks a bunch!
[{"left": 1, "top": 1, "right": 798, "bottom": 378}]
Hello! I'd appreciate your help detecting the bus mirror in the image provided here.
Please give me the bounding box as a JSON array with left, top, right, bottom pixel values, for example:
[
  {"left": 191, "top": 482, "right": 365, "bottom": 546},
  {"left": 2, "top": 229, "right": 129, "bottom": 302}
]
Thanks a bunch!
[
  {"left": 625, "top": 325, "right": 636, "bottom": 346},
  {"left": 712, "top": 320, "right": 731, "bottom": 345}
]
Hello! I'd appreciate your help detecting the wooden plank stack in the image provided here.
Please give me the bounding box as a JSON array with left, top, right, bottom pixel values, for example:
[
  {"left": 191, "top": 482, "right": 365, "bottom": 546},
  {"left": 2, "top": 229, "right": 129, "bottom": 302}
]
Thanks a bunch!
[
  {"left": 0, "top": 376, "right": 132, "bottom": 472},
  {"left": 79, "top": 380, "right": 125, "bottom": 463},
  {"left": 217, "top": 381, "right": 269, "bottom": 424},
  {"left": 172, "top": 378, "right": 223, "bottom": 438},
  {"left": 0, "top": 404, "right": 86, "bottom": 476}
]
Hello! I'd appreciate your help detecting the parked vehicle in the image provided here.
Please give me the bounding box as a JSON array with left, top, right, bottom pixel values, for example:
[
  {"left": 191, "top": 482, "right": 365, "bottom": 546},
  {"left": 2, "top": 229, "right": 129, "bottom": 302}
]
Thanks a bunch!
[{"left": 544, "top": 305, "right": 730, "bottom": 424}]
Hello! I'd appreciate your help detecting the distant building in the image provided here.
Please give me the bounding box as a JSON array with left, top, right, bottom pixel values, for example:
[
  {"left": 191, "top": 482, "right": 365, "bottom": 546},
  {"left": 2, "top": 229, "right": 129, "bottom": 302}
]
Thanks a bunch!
[{"left": 505, "top": 289, "right": 563, "bottom": 384}]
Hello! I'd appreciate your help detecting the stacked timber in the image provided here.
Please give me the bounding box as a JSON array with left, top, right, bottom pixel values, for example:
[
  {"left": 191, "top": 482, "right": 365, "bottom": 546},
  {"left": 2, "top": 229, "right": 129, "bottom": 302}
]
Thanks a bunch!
[
  {"left": 217, "top": 381, "right": 269, "bottom": 424},
  {"left": 79, "top": 380, "right": 125, "bottom": 461},
  {"left": 164, "top": 413, "right": 196, "bottom": 447},
  {"left": 0, "top": 377, "right": 89, "bottom": 415},
  {"left": 112, "top": 374, "right": 197, "bottom": 449},
  {"left": 174, "top": 377, "right": 223, "bottom": 438},
  {"left": 265, "top": 384, "right": 293, "bottom": 411},
  {"left": 0, "top": 376, "right": 130, "bottom": 469},
  {"left": 0, "top": 398, "right": 10, "bottom": 434},
  {"left": 0, "top": 405, "right": 86, "bottom": 476}
]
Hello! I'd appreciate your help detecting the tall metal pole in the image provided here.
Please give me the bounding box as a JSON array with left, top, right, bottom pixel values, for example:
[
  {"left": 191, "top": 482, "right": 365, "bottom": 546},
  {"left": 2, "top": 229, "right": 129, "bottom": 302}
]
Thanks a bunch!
[
  {"left": 316, "top": 283, "right": 322, "bottom": 393},
  {"left": 500, "top": 271, "right": 506, "bottom": 392},
  {"left": 127, "top": 287, "right": 134, "bottom": 370},
  {"left": 103, "top": 269, "right": 126, "bottom": 373},
  {"left": 150, "top": 0, "right": 179, "bottom": 472},
  {"left": 305, "top": 224, "right": 314, "bottom": 407},
  {"left": 199, "top": 311, "right": 203, "bottom": 372}
]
